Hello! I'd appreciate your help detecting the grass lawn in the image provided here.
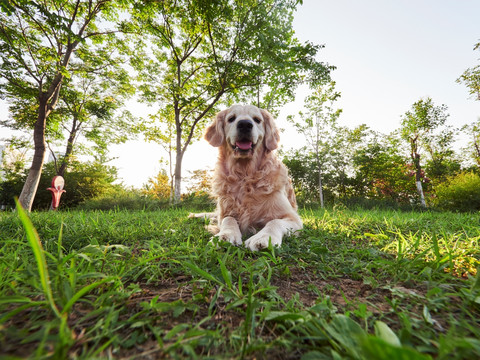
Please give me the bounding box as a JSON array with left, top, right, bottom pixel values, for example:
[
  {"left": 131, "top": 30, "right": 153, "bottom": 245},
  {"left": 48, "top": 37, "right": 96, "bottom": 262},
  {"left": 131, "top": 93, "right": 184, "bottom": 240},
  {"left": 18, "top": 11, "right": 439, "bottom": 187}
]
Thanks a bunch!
[{"left": 0, "top": 206, "right": 479, "bottom": 359}]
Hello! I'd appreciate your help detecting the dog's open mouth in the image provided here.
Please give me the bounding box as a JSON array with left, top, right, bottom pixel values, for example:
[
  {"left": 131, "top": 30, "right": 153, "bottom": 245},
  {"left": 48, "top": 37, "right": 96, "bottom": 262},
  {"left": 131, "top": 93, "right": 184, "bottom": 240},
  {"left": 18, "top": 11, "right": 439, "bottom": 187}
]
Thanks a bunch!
[{"left": 232, "top": 139, "right": 255, "bottom": 155}]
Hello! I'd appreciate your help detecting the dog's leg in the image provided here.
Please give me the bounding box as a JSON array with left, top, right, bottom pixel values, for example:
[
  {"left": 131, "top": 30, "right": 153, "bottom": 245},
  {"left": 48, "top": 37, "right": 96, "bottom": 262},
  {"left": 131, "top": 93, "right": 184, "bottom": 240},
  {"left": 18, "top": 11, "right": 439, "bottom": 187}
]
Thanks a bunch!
[
  {"left": 188, "top": 212, "right": 217, "bottom": 220},
  {"left": 244, "top": 218, "right": 302, "bottom": 251},
  {"left": 214, "top": 216, "right": 243, "bottom": 246}
]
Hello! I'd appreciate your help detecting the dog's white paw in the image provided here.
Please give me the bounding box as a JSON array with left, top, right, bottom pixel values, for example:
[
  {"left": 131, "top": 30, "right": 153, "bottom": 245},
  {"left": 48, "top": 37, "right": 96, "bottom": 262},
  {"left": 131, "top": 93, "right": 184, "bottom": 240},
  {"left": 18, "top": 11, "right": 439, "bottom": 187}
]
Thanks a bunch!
[
  {"left": 214, "top": 230, "right": 243, "bottom": 246},
  {"left": 245, "top": 233, "right": 281, "bottom": 251}
]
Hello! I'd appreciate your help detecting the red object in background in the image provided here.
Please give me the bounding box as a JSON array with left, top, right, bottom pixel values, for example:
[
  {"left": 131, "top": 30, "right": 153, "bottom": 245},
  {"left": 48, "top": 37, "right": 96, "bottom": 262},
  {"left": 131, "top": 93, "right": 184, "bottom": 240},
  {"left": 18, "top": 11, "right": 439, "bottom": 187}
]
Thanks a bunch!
[{"left": 47, "top": 176, "right": 66, "bottom": 210}]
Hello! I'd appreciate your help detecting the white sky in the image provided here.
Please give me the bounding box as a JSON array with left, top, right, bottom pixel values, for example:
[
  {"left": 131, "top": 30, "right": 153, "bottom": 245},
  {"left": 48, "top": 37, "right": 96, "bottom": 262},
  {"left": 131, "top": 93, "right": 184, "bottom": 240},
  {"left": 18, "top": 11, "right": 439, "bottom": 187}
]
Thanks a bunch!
[{"left": 1, "top": 0, "right": 480, "bottom": 188}]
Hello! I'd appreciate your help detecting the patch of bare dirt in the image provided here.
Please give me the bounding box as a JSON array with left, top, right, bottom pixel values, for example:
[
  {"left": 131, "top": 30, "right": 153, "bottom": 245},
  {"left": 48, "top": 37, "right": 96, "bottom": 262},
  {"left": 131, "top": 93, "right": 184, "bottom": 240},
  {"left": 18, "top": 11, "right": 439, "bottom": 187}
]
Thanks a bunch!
[{"left": 272, "top": 268, "right": 392, "bottom": 314}]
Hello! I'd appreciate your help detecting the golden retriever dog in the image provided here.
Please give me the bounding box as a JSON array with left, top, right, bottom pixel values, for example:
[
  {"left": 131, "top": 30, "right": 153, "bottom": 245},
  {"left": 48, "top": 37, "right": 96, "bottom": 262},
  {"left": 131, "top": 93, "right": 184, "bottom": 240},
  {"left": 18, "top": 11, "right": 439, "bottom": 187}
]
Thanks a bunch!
[{"left": 191, "top": 105, "right": 302, "bottom": 251}]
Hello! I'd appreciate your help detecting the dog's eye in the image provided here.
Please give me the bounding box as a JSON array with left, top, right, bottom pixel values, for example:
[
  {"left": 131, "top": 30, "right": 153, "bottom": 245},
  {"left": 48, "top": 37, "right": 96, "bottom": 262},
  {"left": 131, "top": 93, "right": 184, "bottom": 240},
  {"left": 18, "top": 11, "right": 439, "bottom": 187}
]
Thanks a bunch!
[
  {"left": 227, "top": 115, "right": 236, "bottom": 123},
  {"left": 253, "top": 117, "right": 261, "bottom": 124}
]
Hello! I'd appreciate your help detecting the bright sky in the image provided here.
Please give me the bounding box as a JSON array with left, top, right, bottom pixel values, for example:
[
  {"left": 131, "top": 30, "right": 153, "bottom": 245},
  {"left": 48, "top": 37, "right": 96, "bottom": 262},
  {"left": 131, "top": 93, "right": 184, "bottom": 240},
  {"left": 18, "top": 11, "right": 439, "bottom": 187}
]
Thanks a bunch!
[{"left": 1, "top": 1, "right": 480, "bottom": 188}]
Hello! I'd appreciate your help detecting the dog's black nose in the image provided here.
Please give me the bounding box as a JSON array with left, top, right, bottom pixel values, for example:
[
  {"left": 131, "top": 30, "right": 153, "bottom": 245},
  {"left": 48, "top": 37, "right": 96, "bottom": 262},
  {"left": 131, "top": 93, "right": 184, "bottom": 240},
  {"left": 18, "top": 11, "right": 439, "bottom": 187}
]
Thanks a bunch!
[{"left": 237, "top": 120, "right": 253, "bottom": 133}]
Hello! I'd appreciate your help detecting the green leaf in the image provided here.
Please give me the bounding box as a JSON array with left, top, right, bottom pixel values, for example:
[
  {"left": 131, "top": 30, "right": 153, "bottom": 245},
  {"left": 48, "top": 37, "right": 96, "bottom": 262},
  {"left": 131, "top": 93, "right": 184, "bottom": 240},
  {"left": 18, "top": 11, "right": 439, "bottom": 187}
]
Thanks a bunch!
[
  {"left": 374, "top": 321, "right": 401, "bottom": 347},
  {"left": 362, "top": 337, "right": 432, "bottom": 360},
  {"left": 265, "top": 311, "right": 307, "bottom": 322}
]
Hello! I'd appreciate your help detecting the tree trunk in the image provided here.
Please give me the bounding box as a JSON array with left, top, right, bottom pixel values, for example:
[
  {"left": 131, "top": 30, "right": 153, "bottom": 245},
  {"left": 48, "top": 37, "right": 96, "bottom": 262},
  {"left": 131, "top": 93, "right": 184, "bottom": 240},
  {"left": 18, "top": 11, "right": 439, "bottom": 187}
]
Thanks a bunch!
[
  {"left": 168, "top": 142, "right": 174, "bottom": 205},
  {"left": 474, "top": 140, "right": 480, "bottom": 169},
  {"left": 174, "top": 150, "right": 183, "bottom": 204},
  {"left": 18, "top": 99, "right": 48, "bottom": 211},
  {"left": 317, "top": 155, "right": 324, "bottom": 208},
  {"left": 409, "top": 137, "right": 426, "bottom": 208},
  {"left": 413, "top": 153, "right": 426, "bottom": 208},
  {"left": 416, "top": 179, "right": 426, "bottom": 208},
  {"left": 174, "top": 108, "right": 183, "bottom": 204},
  {"left": 57, "top": 117, "right": 80, "bottom": 177}
]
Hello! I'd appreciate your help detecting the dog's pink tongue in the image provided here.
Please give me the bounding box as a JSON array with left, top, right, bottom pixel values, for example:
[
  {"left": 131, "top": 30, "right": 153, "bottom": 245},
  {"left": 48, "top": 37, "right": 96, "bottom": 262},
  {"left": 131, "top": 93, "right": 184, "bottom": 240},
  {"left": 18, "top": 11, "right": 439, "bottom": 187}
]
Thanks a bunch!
[{"left": 236, "top": 141, "right": 252, "bottom": 150}]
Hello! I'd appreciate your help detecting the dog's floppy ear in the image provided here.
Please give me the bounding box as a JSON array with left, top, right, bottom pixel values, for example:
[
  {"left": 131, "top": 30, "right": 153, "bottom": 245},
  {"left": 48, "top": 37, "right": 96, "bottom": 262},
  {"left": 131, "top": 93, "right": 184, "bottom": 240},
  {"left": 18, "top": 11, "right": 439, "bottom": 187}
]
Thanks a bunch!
[
  {"left": 261, "top": 109, "right": 280, "bottom": 151},
  {"left": 204, "top": 109, "right": 227, "bottom": 147}
]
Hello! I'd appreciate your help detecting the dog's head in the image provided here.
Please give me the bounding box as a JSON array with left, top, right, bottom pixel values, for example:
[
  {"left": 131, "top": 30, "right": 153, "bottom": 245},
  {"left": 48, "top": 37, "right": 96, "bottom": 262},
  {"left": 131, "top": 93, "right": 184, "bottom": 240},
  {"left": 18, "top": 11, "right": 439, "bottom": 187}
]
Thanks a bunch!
[{"left": 205, "top": 105, "right": 280, "bottom": 158}]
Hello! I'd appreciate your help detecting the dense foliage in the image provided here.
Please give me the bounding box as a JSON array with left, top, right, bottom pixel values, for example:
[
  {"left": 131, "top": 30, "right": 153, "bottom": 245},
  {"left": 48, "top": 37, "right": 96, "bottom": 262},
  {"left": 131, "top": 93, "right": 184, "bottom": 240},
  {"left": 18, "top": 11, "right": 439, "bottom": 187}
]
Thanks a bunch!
[
  {"left": 0, "top": 161, "right": 121, "bottom": 210},
  {"left": 283, "top": 91, "right": 479, "bottom": 211},
  {"left": 433, "top": 172, "right": 480, "bottom": 211},
  {"left": 0, "top": 0, "right": 132, "bottom": 210}
]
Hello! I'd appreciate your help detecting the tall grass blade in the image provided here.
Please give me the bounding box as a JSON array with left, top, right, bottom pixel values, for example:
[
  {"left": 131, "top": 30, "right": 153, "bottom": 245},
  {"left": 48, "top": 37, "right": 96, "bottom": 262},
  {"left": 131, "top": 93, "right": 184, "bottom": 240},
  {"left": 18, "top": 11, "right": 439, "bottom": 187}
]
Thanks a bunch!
[
  {"left": 0, "top": 301, "right": 46, "bottom": 324},
  {"left": 57, "top": 222, "right": 64, "bottom": 259},
  {"left": 61, "top": 277, "right": 117, "bottom": 314},
  {"left": 432, "top": 234, "right": 441, "bottom": 261},
  {"left": 15, "top": 198, "right": 61, "bottom": 318},
  {"left": 182, "top": 261, "right": 222, "bottom": 286},
  {"left": 218, "top": 256, "right": 233, "bottom": 289}
]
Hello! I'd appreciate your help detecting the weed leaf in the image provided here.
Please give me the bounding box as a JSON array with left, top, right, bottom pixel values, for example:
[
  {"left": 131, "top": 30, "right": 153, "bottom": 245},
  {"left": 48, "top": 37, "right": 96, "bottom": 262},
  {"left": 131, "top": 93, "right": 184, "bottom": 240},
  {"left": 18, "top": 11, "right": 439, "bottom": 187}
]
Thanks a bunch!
[{"left": 374, "top": 321, "right": 401, "bottom": 347}]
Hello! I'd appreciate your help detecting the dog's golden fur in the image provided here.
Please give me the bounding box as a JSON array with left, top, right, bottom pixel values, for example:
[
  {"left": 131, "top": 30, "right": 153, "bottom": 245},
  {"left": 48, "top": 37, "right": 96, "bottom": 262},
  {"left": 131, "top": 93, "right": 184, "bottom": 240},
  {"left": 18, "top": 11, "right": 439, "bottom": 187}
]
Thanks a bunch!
[{"left": 193, "top": 105, "right": 302, "bottom": 251}]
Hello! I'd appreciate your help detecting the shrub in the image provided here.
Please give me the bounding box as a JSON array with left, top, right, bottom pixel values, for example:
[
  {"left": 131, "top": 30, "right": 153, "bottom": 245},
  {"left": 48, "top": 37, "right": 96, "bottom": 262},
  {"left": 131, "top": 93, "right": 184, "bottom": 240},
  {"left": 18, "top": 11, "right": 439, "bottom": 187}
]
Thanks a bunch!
[
  {"left": 433, "top": 172, "right": 480, "bottom": 212},
  {"left": 0, "top": 161, "right": 122, "bottom": 210},
  {"left": 46, "top": 163, "right": 120, "bottom": 209},
  {"left": 77, "top": 188, "right": 168, "bottom": 211},
  {"left": 180, "top": 192, "right": 215, "bottom": 211}
]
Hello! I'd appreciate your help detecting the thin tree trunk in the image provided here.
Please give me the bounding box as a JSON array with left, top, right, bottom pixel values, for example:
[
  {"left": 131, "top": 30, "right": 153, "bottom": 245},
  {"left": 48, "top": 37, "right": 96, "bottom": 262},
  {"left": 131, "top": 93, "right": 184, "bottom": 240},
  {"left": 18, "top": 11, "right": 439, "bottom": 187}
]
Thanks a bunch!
[
  {"left": 409, "top": 137, "right": 426, "bottom": 208},
  {"left": 168, "top": 141, "right": 174, "bottom": 204},
  {"left": 474, "top": 140, "right": 480, "bottom": 169},
  {"left": 174, "top": 107, "right": 183, "bottom": 204},
  {"left": 413, "top": 153, "right": 426, "bottom": 208},
  {"left": 315, "top": 115, "right": 324, "bottom": 208},
  {"left": 18, "top": 99, "right": 48, "bottom": 211},
  {"left": 174, "top": 150, "right": 183, "bottom": 204},
  {"left": 317, "top": 154, "right": 324, "bottom": 208},
  {"left": 58, "top": 119, "right": 78, "bottom": 177},
  {"left": 416, "top": 178, "right": 426, "bottom": 208}
]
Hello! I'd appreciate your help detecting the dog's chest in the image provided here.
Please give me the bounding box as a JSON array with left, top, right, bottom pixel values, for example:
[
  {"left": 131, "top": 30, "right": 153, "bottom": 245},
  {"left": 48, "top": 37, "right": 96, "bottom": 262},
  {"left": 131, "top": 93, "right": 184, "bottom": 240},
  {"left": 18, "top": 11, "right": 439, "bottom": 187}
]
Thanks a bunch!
[{"left": 224, "top": 175, "right": 275, "bottom": 203}]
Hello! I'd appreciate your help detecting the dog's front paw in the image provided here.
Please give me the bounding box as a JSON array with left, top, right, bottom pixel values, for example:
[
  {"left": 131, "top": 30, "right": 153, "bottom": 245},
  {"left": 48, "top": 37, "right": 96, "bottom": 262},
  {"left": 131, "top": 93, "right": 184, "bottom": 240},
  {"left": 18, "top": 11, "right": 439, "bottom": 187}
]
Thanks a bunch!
[
  {"left": 245, "top": 233, "right": 281, "bottom": 251},
  {"left": 214, "top": 230, "right": 243, "bottom": 246}
]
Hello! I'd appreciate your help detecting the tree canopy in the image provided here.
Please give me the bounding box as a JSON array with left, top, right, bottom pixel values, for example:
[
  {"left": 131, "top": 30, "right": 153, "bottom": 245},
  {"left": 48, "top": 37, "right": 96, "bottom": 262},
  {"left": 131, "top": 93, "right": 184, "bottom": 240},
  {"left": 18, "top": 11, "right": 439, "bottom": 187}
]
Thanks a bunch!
[
  {"left": 130, "top": 0, "right": 331, "bottom": 202},
  {"left": 0, "top": 0, "right": 131, "bottom": 210}
]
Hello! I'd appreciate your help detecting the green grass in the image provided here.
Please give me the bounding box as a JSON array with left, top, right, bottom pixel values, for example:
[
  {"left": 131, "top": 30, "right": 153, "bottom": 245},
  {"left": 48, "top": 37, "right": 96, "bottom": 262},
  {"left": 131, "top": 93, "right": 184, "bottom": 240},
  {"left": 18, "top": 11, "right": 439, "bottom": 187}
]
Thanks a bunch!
[{"left": 0, "top": 206, "right": 479, "bottom": 359}]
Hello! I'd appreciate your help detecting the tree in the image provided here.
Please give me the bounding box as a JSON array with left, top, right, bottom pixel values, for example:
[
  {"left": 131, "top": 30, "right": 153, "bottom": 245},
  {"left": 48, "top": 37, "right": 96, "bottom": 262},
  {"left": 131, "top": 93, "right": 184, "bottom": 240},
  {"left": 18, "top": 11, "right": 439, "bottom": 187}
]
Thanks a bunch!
[
  {"left": 142, "top": 169, "right": 171, "bottom": 201},
  {"left": 457, "top": 41, "right": 480, "bottom": 170},
  {"left": 3, "top": 53, "right": 136, "bottom": 178},
  {"left": 457, "top": 41, "right": 480, "bottom": 100},
  {"left": 400, "top": 97, "right": 449, "bottom": 208},
  {"left": 48, "top": 53, "right": 136, "bottom": 177},
  {"left": 137, "top": 106, "right": 177, "bottom": 203},
  {"left": 185, "top": 169, "right": 213, "bottom": 197},
  {"left": 287, "top": 81, "right": 342, "bottom": 207},
  {"left": 329, "top": 124, "right": 369, "bottom": 199},
  {"left": 0, "top": 0, "right": 129, "bottom": 210},
  {"left": 461, "top": 119, "right": 480, "bottom": 169},
  {"left": 423, "top": 126, "right": 461, "bottom": 184},
  {"left": 131, "top": 0, "right": 330, "bottom": 203},
  {"left": 282, "top": 148, "right": 325, "bottom": 205},
  {"left": 352, "top": 133, "right": 415, "bottom": 202}
]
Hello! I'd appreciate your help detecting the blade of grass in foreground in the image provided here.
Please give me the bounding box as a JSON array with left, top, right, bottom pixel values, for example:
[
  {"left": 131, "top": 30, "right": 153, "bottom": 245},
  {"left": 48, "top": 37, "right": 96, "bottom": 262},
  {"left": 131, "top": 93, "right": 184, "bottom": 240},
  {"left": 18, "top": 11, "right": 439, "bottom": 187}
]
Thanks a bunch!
[
  {"left": 15, "top": 198, "right": 61, "bottom": 318},
  {"left": 61, "top": 277, "right": 116, "bottom": 315}
]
